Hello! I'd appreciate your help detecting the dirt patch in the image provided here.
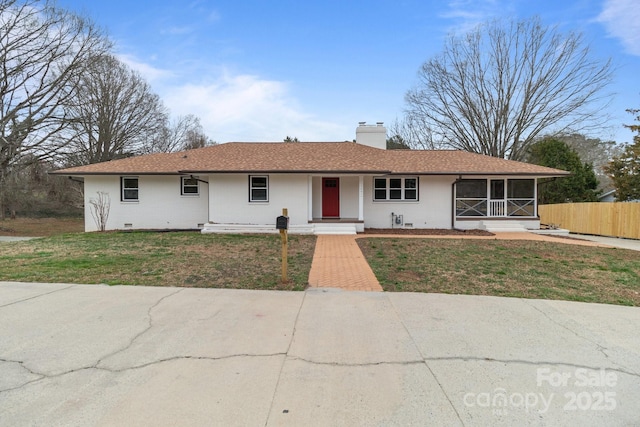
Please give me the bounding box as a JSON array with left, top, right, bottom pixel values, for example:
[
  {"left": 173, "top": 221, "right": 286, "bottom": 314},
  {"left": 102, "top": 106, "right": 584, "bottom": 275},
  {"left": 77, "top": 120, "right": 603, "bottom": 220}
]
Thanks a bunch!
[
  {"left": 362, "top": 228, "right": 494, "bottom": 236},
  {"left": 0, "top": 217, "right": 84, "bottom": 237}
]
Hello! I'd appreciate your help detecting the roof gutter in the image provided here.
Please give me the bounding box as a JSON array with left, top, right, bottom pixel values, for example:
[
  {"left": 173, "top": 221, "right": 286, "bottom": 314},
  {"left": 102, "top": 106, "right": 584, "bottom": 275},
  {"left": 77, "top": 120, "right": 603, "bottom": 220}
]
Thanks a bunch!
[
  {"left": 387, "top": 172, "right": 570, "bottom": 177},
  {"left": 177, "top": 169, "right": 392, "bottom": 175},
  {"left": 49, "top": 172, "right": 182, "bottom": 176}
]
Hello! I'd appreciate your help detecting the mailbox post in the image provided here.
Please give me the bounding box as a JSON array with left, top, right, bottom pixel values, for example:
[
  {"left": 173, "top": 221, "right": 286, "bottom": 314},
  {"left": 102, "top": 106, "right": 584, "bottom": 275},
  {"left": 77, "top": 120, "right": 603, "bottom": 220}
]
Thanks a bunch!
[{"left": 276, "top": 208, "right": 289, "bottom": 282}]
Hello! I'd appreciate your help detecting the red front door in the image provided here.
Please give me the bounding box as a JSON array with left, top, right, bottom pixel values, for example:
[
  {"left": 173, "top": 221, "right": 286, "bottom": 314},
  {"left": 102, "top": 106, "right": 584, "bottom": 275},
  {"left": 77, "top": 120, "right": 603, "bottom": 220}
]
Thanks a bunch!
[{"left": 322, "top": 178, "right": 340, "bottom": 217}]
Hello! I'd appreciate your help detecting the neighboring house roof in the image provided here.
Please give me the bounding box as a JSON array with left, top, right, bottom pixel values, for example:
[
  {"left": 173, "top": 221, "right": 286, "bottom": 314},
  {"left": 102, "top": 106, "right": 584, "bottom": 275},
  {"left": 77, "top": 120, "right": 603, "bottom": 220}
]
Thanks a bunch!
[{"left": 52, "top": 142, "right": 570, "bottom": 177}]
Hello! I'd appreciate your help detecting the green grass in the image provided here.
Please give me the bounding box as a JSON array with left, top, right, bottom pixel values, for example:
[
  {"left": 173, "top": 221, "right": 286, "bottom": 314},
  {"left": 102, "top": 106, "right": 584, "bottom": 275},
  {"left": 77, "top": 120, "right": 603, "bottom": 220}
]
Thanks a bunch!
[
  {"left": 3, "top": 229, "right": 640, "bottom": 306},
  {"left": 357, "top": 238, "right": 640, "bottom": 306},
  {"left": 0, "top": 232, "right": 316, "bottom": 291}
]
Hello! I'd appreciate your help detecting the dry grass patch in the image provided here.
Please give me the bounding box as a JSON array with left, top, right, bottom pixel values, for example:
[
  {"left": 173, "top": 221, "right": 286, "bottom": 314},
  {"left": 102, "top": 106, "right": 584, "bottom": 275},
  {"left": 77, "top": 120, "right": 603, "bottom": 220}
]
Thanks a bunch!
[
  {"left": 358, "top": 238, "right": 640, "bottom": 306},
  {"left": 0, "top": 232, "right": 316, "bottom": 291},
  {"left": 0, "top": 217, "right": 84, "bottom": 237}
]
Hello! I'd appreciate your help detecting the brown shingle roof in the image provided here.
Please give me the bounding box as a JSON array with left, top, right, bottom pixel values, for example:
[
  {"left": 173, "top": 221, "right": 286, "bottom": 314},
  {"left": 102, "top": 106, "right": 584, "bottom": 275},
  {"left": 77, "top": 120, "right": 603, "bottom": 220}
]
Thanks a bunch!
[{"left": 52, "top": 142, "right": 569, "bottom": 176}]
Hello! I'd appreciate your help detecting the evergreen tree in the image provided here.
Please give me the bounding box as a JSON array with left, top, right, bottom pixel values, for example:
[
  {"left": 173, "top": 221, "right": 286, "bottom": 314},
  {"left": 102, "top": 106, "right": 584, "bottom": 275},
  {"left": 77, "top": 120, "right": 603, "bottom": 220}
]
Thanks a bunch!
[
  {"left": 604, "top": 109, "right": 640, "bottom": 201},
  {"left": 386, "top": 135, "right": 411, "bottom": 149},
  {"left": 528, "top": 139, "right": 600, "bottom": 203}
]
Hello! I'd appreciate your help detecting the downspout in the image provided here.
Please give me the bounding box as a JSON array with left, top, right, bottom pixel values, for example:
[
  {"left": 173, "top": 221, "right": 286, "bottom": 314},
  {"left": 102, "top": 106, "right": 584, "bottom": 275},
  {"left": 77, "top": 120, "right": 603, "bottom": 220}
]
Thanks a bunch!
[{"left": 451, "top": 175, "right": 463, "bottom": 229}]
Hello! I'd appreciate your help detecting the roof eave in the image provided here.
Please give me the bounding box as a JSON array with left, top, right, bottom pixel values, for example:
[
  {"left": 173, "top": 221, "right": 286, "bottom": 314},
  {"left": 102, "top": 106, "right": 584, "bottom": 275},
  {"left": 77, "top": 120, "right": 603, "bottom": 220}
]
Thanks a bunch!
[
  {"left": 49, "top": 171, "right": 182, "bottom": 176},
  {"left": 177, "top": 169, "right": 392, "bottom": 174},
  {"left": 387, "top": 171, "right": 571, "bottom": 177}
]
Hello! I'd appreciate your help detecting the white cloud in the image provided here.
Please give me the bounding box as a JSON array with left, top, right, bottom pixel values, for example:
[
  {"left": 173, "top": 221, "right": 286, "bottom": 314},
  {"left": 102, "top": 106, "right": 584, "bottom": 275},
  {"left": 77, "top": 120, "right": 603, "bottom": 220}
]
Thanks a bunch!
[
  {"left": 115, "top": 53, "right": 350, "bottom": 143},
  {"left": 597, "top": 0, "right": 640, "bottom": 56},
  {"left": 116, "top": 54, "right": 175, "bottom": 83},
  {"left": 441, "top": 0, "right": 511, "bottom": 34},
  {"left": 162, "top": 71, "right": 346, "bottom": 143},
  {"left": 163, "top": 26, "right": 194, "bottom": 35}
]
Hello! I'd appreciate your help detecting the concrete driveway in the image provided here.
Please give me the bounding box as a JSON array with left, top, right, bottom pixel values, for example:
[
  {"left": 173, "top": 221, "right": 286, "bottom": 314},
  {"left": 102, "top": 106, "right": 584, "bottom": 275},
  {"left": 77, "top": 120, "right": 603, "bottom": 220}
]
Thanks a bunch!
[{"left": 1, "top": 282, "right": 638, "bottom": 426}]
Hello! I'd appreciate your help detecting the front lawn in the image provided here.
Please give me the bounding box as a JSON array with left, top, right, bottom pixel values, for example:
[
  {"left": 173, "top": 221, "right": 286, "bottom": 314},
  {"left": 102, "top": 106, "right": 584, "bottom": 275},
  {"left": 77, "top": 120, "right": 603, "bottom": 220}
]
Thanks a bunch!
[
  {"left": 0, "top": 232, "right": 316, "bottom": 291},
  {"left": 358, "top": 238, "right": 640, "bottom": 306}
]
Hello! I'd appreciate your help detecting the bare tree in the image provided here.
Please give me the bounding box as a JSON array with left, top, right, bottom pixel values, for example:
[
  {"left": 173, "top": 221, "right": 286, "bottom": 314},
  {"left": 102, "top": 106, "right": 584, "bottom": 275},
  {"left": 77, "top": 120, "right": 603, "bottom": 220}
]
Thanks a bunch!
[
  {"left": 555, "top": 133, "right": 622, "bottom": 188},
  {"left": 387, "top": 117, "right": 435, "bottom": 150},
  {"left": 0, "top": 0, "right": 109, "bottom": 216},
  {"left": 145, "top": 114, "right": 214, "bottom": 153},
  {"left": 405, "top": 16, "right": 613, "bottom": 160},
  {"left": 61, "top": 54, "right": 168, "bottom": 165},
  {"left": 180, "top": 127, "right": 215, "bottom": 150}
]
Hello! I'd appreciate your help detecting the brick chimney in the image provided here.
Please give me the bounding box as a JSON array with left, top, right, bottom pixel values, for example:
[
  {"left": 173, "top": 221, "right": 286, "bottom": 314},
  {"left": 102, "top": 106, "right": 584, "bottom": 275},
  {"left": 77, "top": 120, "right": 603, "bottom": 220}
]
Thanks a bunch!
[{"left": 356, "top": 122, "right": 386, "bottom": 150}]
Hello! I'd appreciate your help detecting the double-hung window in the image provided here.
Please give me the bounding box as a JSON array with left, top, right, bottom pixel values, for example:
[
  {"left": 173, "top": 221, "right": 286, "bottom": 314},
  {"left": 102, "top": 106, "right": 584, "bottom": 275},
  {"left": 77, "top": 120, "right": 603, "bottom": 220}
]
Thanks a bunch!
[
  {"left": 373, "top": 177, "right": 418, "bottom": 201},
  {"left": 249, "top": 176, "right": 268, "bottom": 202},
  {"left": 181, "top": 177, "right": 199, "bottom": 195},
  {"left": 121, "top": 177, "right": 139, "bottom": 201}
]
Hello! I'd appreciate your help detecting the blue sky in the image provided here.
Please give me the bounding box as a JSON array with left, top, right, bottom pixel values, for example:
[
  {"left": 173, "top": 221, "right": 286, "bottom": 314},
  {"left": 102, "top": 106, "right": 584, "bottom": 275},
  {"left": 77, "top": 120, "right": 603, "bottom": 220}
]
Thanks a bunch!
[{"left": 58, "top": 0, "right": 640, "bottom": 145}]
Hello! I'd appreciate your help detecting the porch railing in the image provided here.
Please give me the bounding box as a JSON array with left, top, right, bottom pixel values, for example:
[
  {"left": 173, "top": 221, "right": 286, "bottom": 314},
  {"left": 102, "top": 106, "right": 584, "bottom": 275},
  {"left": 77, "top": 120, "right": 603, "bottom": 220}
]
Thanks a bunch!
[
  {"left": 489, "top": 200, "right": 506, "bottom": 217},
  {"left": 457, "top": 198, "right": 535, "bottom": 217}
]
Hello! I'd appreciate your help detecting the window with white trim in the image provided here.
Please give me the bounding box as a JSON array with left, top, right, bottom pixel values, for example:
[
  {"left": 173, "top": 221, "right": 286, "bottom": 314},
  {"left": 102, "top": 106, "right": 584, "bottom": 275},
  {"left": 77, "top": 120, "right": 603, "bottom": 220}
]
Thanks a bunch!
[
  {"left": 373, "top": 177, "right": 418, "bottom": 201},
  {"left": 121, "top": 177, "right": 139, "bottom": 201},
  {"left": 249, "top": 176, "right": 268, "bottom": 202},
  {"left": 181, "top": 177, "right": 199, "bottom": 195}
]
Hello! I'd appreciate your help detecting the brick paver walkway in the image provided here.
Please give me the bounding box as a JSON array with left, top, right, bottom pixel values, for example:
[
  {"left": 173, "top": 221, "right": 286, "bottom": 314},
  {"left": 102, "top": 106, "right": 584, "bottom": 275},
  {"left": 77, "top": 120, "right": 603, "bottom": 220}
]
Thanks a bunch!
[
  {"left": 307, "top": 235, "right": 383, "bottom": 292},
  {"left": 307, "top": 231, "right": 609, "bottom": 292}
]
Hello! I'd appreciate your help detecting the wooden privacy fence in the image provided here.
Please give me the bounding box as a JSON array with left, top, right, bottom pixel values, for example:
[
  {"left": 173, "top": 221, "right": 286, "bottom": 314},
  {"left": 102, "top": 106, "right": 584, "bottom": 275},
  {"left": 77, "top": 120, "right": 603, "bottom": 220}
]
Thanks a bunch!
[{"left": 539, "top": 202, "right": 640, "bottom": 239}]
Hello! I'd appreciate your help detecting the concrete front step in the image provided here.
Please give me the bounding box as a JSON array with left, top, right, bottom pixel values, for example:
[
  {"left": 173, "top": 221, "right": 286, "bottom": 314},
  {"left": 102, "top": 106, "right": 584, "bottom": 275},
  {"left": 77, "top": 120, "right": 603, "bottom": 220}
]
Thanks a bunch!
[
  {"left": 478, "top": 220, "right": 529, "bottom": 233},
  {"left": 313, "top": 223, "right": 357, "bottom": 235},
  {"left": 201, "top": 223, "right": 357, "bottom": 235},
  {"left": 201, "top": 223, "right": 314, "bottom": 234}
]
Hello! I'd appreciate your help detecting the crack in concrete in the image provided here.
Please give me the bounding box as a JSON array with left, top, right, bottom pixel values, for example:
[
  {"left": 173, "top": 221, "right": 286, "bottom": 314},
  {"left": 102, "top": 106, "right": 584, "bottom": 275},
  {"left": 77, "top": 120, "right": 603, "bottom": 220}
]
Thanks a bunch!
[
  {"left": 95, "top": 288, "right": 185, "bottom": 369},
  {"left": 105, "top": 353, "right": 287, "bottom": 372},
  {"left": 0, "top": 357, "right": 46, "bottom": 393},
  {"left": 522, "top": 299, "right": 633, "bottom": 373},
  {"left": 422, "top": 356, "right": 640, "bottom": 378},
  {"left": 0, "top": 288, "right": 186, "bottom": 394},
  {"left": 0, "top": 284, "right": 77, "bottom": 309},
  {"left": 285, "top": 356, "right": 425, "bottom": 367},
  {"left": 4, "top": 350, "right": 638, "bottom": 396},
  {"left": 0, "top": 353, "right": 288, "bottom": 394},
  {"left": 385, "top": 294, "right": 466, "bottom": 426}
]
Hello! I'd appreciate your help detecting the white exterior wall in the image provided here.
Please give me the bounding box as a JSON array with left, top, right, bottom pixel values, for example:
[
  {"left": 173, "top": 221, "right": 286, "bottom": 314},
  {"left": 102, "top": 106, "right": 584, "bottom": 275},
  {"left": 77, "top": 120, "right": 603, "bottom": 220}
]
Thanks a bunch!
[
  {"left": 82, "top": 172, "right": 541, "bottom": 233},
  {"left": 455, "top": 218, "right": 541, "bottom": 230},
  {"left": 83, "top": 175, "right": 208, "bottom": 232},
  {"left": 209, "top": 174, "right": 309, "bottom": 226},
  {"left": 339, "top": 176, "right": 359, "bottom": 218},
  {"left": 310, "top": 176, "right": 359, "bottom": 219},
  {"left": 363, "top": 176, "right": 455, "bottom": 229},
  {"left": 312, "top": 177, "right": 322, "bottom": 219}
]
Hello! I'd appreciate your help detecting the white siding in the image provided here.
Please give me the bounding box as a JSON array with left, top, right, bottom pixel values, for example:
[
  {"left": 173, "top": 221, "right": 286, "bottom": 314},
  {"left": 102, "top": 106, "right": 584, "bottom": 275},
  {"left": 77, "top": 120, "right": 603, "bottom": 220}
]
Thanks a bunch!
[
  {"left": 455, "top": 219, "right": 541, "bottom": 230},
  {"left": 339, "top": 176, "right": 359, "bottom": 218},
  {"left": 312, "top": 177, "right": 322, "bottom": 219},
  {"left": 83, "top": 173, "right": 541, "bottom": 233},
  {"left": 83, "top": 175, "right": 208, "bottom": 232},
  {"left": 363, "top": 175, "right": 455, "bottom": 229},
  {"left": 209, "top": 174, "right": 309, "bottom": 226}
]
